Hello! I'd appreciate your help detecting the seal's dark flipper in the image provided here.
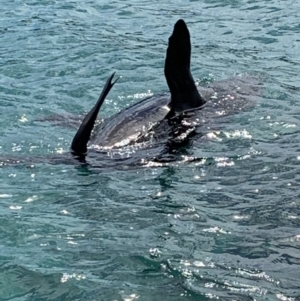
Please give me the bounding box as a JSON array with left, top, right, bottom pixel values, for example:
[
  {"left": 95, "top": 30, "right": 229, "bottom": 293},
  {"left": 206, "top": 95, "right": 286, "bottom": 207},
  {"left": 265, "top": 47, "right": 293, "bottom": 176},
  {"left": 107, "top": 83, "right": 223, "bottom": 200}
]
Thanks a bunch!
[
  {"left": 71, "top": 73, "right": 118, "bottom": 156},
  {"left": 164, "top": 19, "right": 205, "bottom": 114}
]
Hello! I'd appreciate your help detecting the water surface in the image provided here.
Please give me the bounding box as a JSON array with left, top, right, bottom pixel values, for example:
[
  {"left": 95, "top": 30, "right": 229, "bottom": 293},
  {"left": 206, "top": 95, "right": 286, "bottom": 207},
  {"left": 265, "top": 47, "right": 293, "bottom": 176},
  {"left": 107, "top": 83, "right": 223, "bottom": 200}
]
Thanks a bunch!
[{"left": 1, "top": 0, "right": 300, "bottom": 300}]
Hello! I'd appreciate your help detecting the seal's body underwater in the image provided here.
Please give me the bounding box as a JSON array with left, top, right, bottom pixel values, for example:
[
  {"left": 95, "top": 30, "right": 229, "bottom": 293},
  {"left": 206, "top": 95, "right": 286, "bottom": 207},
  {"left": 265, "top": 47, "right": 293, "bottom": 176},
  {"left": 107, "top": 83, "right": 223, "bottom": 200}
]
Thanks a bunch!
[
  {"left": 71, "top": 19, "right": 259, "bottom": 159},
  {"left": 0, "top": 19, "right": 260, "bottom": 168}
]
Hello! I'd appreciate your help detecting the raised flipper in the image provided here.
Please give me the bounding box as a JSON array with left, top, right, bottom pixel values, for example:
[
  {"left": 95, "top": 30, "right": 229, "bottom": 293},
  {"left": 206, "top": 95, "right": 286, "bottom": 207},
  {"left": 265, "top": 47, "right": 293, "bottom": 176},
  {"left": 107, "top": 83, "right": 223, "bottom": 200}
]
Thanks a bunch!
[
  {"left": 70, "top": 73, "right": 119, "bottom": 156},
  {"left": 164, "top": 19, "right": 205, "bottom": 114}
]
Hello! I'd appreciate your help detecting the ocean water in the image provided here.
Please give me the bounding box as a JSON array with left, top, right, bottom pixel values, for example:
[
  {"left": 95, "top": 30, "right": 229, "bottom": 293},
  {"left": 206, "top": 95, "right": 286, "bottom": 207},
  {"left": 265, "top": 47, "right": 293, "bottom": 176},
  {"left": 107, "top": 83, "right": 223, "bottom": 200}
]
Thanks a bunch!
[{"left": 1, "top": 0, "right": 300, "bottom": 300}]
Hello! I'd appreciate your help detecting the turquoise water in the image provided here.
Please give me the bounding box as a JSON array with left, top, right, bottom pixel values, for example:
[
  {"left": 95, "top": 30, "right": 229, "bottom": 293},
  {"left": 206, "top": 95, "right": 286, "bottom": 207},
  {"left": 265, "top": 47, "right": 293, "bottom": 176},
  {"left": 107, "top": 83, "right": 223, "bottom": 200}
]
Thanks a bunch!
[{"left": 1, "top": 0, "right": 300, "bottom": 300}]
